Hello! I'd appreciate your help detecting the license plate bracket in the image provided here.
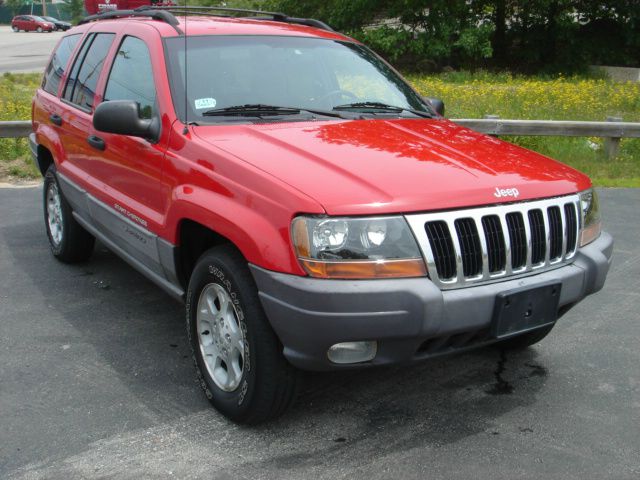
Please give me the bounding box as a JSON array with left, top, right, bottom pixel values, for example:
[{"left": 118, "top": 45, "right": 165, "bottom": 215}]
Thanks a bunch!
[{"left": 491, "top": 282, "right": 562, "bottom": 338}]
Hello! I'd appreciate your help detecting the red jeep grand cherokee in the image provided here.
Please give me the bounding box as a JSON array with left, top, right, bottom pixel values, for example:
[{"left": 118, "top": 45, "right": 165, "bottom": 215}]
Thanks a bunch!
[{"left": 30, "top": 7, "right": 613, "bottom": 423}]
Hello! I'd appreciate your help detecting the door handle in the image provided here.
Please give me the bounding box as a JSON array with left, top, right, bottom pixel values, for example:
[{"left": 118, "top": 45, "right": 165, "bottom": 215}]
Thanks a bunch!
[
  {"left": 49, "top": 114, "right": 62, "bottom": 126},
  {"left": 87, "top": 135, "right": 105, "bottom": 151}
]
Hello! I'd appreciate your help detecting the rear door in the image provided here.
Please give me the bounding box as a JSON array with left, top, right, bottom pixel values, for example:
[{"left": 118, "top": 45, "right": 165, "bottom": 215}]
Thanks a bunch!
[
  {"left": 25, "top": 16, "right": 37, "bottom": 31},
  {"left": 58, "top": 32, "right": 115, "bottom": 185},
  {"left": 34, "top": 32, "right": 83, "bottom": 169}
]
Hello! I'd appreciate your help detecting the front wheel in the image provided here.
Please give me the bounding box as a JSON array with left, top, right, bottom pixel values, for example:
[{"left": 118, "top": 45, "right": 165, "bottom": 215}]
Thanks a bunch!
[
  {"left": 186, "top": 245, "right": 299, "bottom": 424},
  {"left": 12, "top": 26, "right": 19, "bottom": 32},
  {"left": 36, "top": 26, "right": 43, "bottom": 33},
  {"left": 44, "top": 165, "right": 95, "bottom": 263}
]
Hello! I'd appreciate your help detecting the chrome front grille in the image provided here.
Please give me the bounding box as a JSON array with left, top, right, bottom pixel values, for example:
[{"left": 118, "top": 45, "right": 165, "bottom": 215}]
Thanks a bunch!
[{"left": 405, "top": 194, "right": 581, "bottom": 289}]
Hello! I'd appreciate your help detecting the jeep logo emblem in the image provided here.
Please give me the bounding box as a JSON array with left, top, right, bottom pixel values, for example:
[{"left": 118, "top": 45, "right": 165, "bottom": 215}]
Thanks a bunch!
[{"left": 494, "top": 187, "right": 520, "bottom": 199}]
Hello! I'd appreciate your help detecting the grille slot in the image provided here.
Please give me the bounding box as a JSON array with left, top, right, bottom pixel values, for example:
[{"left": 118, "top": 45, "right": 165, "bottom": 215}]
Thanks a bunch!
[
  {"left": 406, "top": 193, "right": 582, "bottom": 289},
  {"left": 482, "top": 215, "right": 506, "bottom": 273},
  {"left": 528, "top": 209, "right": 546, "bottom": 264},
  {"left": 506, "top": 212, "right": 527, "bottom": 269},
  {"left": 564, "top": 203, "right": 578, "bottom": 254},
  {"left": 454, "top": 218, "right": 482, "bottom": 277},
  {"left": 425, "top": 221, "right": 456, "bottom": 280},
  {"left": 547, "top": 206, "right": 563, "bottom": 260}
]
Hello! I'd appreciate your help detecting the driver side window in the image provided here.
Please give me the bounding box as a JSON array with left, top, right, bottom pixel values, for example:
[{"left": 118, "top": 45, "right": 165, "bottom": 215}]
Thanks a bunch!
[{"left": 104, "top": 36, "right": 157, "bottom": 119}]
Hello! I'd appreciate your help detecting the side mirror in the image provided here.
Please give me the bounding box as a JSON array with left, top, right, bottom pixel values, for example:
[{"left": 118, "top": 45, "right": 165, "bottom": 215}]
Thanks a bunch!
[
  {"left": 424, "top": 97, "right": 445, "bottom": 117},
  {"left": 93, "top": 100, "right": 159, "bottom": 142}
]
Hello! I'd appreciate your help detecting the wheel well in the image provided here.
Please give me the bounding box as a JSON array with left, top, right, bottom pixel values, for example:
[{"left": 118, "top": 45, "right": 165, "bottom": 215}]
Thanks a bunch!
[
  {"left": 36, "top": 145, "right": 54, "bottom": 176},
  {"left": 177, "top": 219, "right": 233, "bottom": 287}
]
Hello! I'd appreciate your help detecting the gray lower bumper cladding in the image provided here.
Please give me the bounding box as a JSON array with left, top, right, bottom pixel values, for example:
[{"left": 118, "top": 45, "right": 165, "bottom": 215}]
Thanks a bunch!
[{"left": 250, "top": 232, "right": 613, "bottom": 371}]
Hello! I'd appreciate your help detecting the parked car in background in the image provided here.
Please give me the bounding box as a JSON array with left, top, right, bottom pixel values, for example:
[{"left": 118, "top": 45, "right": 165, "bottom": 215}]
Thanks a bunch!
[
  {"left": 11, "top": 15, "right": 55, "bottom": 32},
  {"left": 42, "top": 16, "right": 73, "bottom": 31}
]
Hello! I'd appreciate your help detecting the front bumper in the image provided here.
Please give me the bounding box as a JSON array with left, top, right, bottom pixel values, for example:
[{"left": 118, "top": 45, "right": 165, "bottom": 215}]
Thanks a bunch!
[{"left": 251, "top": 231, "right": 613, "bottom": 371}]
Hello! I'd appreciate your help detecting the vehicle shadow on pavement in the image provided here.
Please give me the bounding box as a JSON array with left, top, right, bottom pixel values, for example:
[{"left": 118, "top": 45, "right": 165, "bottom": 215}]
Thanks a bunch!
[{"left": 2, "top": 219, "right": 551, "bottom": 477}]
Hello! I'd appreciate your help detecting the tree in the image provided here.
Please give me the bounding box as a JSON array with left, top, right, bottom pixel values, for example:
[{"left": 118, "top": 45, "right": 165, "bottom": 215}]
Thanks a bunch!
[
  {"left": 61, "top": 0, "right": 84, "bottom": 23},
  {"left": 5, "top": 0, "right": 27, "bottom": 16}
]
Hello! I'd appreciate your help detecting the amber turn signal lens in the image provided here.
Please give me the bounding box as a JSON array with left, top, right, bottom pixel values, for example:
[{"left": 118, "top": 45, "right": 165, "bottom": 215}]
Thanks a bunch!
[
  {"left": 580, "top": 220, "right": 601, "bottom": 247},
  {"left": 299, "top": 258, "right": 427, "bottom": 279},
  {"left": 292, "top": 217, "right": 311, "bottom": 258}
]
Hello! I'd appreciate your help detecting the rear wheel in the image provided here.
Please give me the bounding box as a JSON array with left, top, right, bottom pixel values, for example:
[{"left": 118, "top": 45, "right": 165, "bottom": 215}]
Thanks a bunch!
[
  {"left": 44, "top": 165, "right": 95, "bottom": 263},
  {"left": 497, "top": 323, "right": 555, "bottom": 350},
  {"left": 186, "top": 245, "right": 299, "bottom": 424}
]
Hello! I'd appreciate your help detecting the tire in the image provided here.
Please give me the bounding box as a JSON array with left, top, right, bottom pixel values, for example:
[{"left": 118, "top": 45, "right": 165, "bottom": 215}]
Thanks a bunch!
[
  {"left": 186, "top": 245, "right": 299, "bottom": 424},
  {"left": 44, "top": 165, "right": 95, "bottom": 263},
  {"left": 12, "top": 26, "right": 19, "bottom": 32},
  {"left": 496, "top": 323, "right": 555, "bottom": 351},
  {"left": 36, "top": 27, "right": 43, "bottom": 33}
]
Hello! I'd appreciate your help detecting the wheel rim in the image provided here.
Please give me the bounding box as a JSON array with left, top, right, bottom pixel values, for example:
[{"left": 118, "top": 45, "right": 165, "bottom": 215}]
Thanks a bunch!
[
  {"left": 37, "top": 27, "right": 42, "bottom": 32},
  {"left": 196, "top": 283, "right": 246, "bottom": 392},
  {"left": 46, "top": 182, "right": 63, "bottom": 246}
]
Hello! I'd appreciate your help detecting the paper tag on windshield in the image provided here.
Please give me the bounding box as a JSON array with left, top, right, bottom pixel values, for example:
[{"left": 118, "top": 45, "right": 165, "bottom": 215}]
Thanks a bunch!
[{"left": 195, "top": 98, "right": 216, "bottom": 110}]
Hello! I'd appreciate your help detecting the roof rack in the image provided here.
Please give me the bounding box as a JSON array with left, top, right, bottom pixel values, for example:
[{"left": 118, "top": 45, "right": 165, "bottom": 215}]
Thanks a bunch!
[
  {"left": 78, "top": 5, "right": 333, "bottom": 34},
  {"left": 78, "top": 8, "right": 183, "bottom": 33},
  {"left": 148, "top": 6, "right": 334, "bottom": 32}
]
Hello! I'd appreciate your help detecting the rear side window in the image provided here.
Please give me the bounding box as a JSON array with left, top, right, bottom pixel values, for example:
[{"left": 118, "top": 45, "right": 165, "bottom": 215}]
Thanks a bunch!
[
  {"left": 42, "top": 34, "right": 81, "bottom": 96},
  {"left": 63, "top": 33, "right": 115, "bottom": 111},
  {"left": 104, "top": 36, "right": 157, "bottom": 119}
]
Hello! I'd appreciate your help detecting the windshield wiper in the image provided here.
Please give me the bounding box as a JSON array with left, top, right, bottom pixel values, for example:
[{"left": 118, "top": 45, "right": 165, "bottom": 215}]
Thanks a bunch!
[
  {"left": 202, "top": 104, "right": 350, "bottom": 119},
  {"left": 202, "top": 104, "right": 301, "bottom": 117},
  {"left": 333, "top": 102, "right": 434, "bottom": 118}
]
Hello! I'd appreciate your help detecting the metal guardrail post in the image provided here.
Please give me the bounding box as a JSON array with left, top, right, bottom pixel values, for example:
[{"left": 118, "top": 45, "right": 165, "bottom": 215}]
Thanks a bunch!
[
  {"left": 483, "top": 114, "right": 500, "bottom": 137},
  {"left": 604, "top": 116, "right": 623, "bottom": 160}
]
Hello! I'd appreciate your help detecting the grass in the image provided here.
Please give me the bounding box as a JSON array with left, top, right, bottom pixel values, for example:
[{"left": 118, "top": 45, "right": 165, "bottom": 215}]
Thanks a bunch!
[
  {"left": 0, "top": 72, "right": 41, "bottom": 182},
  {"left": 1, "top": 70, "right": 639, "bottom": 186}
]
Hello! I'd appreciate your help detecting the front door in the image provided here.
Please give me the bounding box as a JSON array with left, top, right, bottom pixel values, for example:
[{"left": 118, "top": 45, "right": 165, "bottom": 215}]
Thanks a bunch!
[{"left": 85, "top": 34, "right": 170, "bottom": 275}]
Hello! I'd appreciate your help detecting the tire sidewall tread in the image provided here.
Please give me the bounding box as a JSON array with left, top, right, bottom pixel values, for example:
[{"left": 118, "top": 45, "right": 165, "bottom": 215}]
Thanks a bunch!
[{"left": 186, "top": 245, "right": 298, "bottom": 424}]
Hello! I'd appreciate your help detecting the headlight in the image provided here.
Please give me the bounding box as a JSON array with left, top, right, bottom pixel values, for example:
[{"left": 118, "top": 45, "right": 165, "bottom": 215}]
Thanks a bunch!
[
  {"left": 579, "top": 189, "right": 601, "bottom": 246},
  {"left": 292, "top": 215, "right": 427, "bottom": 279}
]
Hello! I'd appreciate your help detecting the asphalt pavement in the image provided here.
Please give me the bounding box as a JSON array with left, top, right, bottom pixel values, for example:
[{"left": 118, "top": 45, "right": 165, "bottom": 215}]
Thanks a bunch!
[
  {"left": 0, "top": 26, "right": 64, "bottom": 74},
  {"left": 0, "top": 186, "right": 638, "bottom": 479}
]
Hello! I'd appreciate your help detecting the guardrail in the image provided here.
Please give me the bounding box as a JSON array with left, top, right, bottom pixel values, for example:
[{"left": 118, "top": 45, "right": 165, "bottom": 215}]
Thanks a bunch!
[
  {"left": 455, "top": 115, "right": 640, "bottom": 159},
  {"left": 0, "top": 121, "right": 31, "bottom": 139},
  {"left": 2, "top": 116, "right": 639, "bottom": 158}
]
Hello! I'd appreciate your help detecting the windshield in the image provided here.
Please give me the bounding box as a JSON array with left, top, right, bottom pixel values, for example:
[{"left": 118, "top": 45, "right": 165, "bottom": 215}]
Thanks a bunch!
[{"left": 164, "top": 35, "right": 432, "bottom": 123}]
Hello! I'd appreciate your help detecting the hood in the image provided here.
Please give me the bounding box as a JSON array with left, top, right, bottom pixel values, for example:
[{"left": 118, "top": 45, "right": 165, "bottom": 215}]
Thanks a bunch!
[{"left": 194, "top": 118, "right": 591, "bottom": 215}]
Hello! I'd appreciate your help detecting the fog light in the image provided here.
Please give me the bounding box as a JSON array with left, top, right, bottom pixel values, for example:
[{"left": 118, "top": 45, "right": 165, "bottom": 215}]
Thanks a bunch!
[{"left": 327, "top": 341, "right": 377, "bottom": 364}]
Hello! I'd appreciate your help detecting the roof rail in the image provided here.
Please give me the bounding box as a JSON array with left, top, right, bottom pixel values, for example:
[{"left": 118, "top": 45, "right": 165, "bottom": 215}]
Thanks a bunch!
[
  {"left": 78, "top": 5, "right": 334, "bottom": 34},
  {"left": 141, "top": 5, "right": 334, "bottom": 32},
  {"left": 78, "top": 8, "right": 183, "bottom": 34}
]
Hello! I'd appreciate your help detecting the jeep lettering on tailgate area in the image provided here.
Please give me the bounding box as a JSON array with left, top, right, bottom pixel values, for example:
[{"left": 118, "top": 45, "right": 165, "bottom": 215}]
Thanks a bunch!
[{"left": 30, "top": 6, "right": 613, "bottom": 424}]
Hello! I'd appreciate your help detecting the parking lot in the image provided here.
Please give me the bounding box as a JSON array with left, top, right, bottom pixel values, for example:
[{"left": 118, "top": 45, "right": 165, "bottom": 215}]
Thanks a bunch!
[
  {"left": 0, "top": 186, "right": 638, "bottom": 479},
  {"left": 0, "top": 26, "right": 64, "bottom": 74}
]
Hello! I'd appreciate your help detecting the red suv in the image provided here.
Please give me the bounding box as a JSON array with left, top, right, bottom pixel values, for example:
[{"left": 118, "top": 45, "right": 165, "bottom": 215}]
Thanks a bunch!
[
  {"left": 30, "top": 7, "right": 613, "bottom": 424},
  {"left": 11, "top": 15, "right": 56, "bottom": 32}
]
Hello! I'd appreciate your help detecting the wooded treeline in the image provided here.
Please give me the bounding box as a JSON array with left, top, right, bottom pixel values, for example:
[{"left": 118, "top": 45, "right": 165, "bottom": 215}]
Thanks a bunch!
[{"left": 238, "top": 1, "right": 640, "bottom": 73}]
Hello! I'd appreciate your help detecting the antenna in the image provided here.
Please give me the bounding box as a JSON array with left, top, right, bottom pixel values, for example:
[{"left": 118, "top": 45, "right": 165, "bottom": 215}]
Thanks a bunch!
[{"left": 182, "top": 0, "right": 188, "bottom": 135}]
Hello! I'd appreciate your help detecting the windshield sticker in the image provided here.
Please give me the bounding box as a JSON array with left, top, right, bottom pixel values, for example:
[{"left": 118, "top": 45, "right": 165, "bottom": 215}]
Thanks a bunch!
[{"left": 195, "top": 98, "right": 217, "bottom": 110}]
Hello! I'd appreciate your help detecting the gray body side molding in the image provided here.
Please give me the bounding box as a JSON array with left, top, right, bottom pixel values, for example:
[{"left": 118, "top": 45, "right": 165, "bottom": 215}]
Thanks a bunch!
[{"left": 57, "top": 172, "right": 184, "bottom": 301}]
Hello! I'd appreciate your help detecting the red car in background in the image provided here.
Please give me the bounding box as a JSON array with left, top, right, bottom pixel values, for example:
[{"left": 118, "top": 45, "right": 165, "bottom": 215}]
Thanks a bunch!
[{"left": 11, "top": 15, "right": 56, "bottom": 32}]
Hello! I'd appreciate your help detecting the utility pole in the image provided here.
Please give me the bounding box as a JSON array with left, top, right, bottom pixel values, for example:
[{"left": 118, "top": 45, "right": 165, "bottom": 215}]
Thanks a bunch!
[{"left": 41, "top": 0, "right": 47, "bottom": 17}]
